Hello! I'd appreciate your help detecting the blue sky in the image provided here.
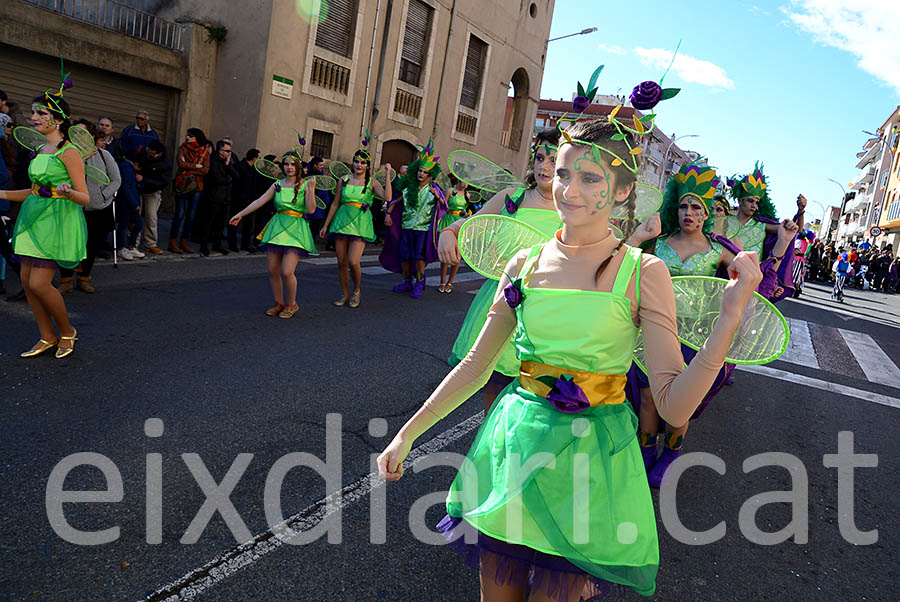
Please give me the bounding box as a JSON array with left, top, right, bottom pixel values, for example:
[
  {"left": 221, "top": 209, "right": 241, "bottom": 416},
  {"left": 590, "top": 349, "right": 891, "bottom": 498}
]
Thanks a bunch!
[{"left": 541, "top": 1, "right": 900, "bottom": 224}]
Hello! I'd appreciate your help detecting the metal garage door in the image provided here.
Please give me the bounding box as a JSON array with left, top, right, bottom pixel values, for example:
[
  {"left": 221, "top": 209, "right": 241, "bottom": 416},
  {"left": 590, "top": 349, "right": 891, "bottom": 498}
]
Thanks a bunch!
[{"left": 0, "top": 43, "right": 177, "bottom": 148}]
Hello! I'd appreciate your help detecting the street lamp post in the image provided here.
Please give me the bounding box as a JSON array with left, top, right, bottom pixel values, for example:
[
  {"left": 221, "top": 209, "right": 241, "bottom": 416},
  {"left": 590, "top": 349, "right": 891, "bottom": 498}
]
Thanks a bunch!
[
  {"left": 658, "top": 134, "right": 699, "bottom": 188},
  {"left": 827, "top": 178, "right": 847, "bottom": 245},
  {"left": 547, "top": 27, "right": 598, "bottom": 43}
]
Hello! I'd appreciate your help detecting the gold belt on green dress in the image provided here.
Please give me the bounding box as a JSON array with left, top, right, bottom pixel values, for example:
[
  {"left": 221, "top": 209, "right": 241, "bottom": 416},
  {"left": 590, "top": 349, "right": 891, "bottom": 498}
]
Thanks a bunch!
[
  {"left": 31, "top": 184, "right": 67, "bottom": 199},
  {"left": 447, "top": 210, "right": 465, "bottom": 216},
  {"left": 342, "top": 201, "right": 367, "bottom": 209},
  {"left": 519, "top": 360, "right": 627, "bottom": 406},
  {"left": 278, "top": 210, "right": 305, "bottom": 217}
]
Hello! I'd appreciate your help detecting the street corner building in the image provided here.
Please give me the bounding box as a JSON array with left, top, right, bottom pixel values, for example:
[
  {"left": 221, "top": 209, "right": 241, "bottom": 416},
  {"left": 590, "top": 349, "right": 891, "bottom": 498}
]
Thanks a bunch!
[{"left": 1, "top": 0, "right": 556, "bottom": 177}]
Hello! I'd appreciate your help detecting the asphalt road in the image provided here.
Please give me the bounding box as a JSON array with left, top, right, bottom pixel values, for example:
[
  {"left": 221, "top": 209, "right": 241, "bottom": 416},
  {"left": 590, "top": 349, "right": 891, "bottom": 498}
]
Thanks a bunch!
[{"left": 1, "top": 252, "right": 897, "bottom": 602}]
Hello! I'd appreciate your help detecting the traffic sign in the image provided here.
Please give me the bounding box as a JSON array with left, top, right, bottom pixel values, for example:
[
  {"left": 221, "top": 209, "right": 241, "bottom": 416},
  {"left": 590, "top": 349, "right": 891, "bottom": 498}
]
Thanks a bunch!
[{"left": 870, "top": 226, "right": 882, "bottom": 237}]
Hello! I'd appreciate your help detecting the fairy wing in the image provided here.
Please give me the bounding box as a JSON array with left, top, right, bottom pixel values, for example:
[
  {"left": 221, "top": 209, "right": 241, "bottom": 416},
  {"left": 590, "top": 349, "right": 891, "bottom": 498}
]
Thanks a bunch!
[
  {"left": 13, "top": 126, "right": 46, "bottom": 152},
  {"left": 632, "top": 276, "right": 789, "bottom": 370},
  {"left": 255, "top": 158, "right": 285, "bottom": 180},
  {"left": 447, "top": 150, "right": 526, "bottom": 194},
  {"left": 467, "top": 190, "right": 482, "bottom": 207},
  {"left": 458, "top": 214, "right": 551, "bottom": 280},
  {"left": 673, "top": 276, "right": 788, "bottom": 364},
  {"left": 305, "top": 174, "right": 336, "bottom": 192},
  {"left": 610, "top": 178, "right": 663, "bottom": 221},
  {"left": 328, "top": 161, "right": 352, "bottom": 181},
  {"left": 434, "top": 171, "right": 451, "bottom": 192},
  {"left": 715, "top": 215, "right": 743, "bottom": 239},
  {"left": 373, "top": 165, "right": 397, "bottom": 188},
  {"left": 68, "top": 125, "right": 96, "bottom": 160}
]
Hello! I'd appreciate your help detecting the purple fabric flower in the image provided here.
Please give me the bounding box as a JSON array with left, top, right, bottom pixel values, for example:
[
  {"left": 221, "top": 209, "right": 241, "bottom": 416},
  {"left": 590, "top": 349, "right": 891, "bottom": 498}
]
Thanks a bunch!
[
  {"left": 38, "top": 185, "right": 52, "bottom": 197},
  {"left": 274, "top": 183, "right": 282, "bottom": 192},
  {"left": 62, "top": 78, "right": 73, "bottom": 90},
  {"left": 360, "top": 203, "right": 370, "bottom": 212},
  {"left": 629, "top": 81, "right": 663, "bottom": 110},
  {"left": 504, "top": 194, "right": 518, "bottom": 214},
  {"left": 572, "top": 95, "right": 590, "bottom": 113},
  {"left": 29, "top": 151, "right": 37, "bottom": 160},
  {"left": 503, "top": 281, "right": 523, "bottom": 308},
  {"left": 546, "top": 375, "right": 591, "bottom": 413}
]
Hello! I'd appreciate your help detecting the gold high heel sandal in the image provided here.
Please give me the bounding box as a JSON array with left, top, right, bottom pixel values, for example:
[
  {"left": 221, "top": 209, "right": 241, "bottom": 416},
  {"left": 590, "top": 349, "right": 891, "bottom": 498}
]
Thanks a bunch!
[
  {"left": 21, "top": 339, "right": 58, "bottom": 358},
  {"left": 55, "top": 329, "right": 78, "bottom": 359}
]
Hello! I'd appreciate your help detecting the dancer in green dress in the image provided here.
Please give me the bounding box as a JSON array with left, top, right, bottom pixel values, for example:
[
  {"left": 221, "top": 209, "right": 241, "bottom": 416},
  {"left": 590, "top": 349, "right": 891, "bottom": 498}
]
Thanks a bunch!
[
  {"left": 437, "top": 175, "right": 470, "bottom": 293},
  {"left": 229, "top": 150, "right": 317, "bottom": 318},
  {"left": 2, "top": 83, "right": 90, "bottom": 359},
  {"left": 320, "top": 137, "right": 391, "bottom": 308},
  {"left": 439, "top": 128, "right": 562, "bottom": 412},
  {"left": 378, "top": 117, "right": 763, "bottom": 601}
]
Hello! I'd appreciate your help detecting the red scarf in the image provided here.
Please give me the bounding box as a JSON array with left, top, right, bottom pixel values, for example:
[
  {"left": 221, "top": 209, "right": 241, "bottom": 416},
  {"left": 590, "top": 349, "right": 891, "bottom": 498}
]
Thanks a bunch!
[{"left": 175, "top": 141, "right": 210, "bottom": 192}]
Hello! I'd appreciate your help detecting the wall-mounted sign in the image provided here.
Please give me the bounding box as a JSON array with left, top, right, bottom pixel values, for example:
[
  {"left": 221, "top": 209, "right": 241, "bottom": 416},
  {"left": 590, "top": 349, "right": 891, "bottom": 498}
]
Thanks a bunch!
[
  {"left": 272, "top": 75, "right": 293, "bottom": 100},
  {"left": 870, "top": 226, "right": 882, "bottom": 237}
]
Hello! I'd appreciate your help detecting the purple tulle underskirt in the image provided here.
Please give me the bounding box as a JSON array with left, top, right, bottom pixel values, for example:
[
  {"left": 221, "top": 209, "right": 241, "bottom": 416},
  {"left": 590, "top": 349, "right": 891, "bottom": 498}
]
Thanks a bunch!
[
  {"left": 436, "top": 515, "right": 620, "bottom": 602},
  {"left": 12, "top": 254, "right": 60, "bottom": 269},
  {"left": 259, "top": 244, "right": 309, "bottom": 257}
]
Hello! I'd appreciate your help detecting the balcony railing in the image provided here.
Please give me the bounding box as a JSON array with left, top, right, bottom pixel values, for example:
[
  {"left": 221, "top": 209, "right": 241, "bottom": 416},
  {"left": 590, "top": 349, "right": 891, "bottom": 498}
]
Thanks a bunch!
[
  {"left": 394, "top": 88, "right": 422, "bottom": 120},
  {"left": 456, "top": 112, "right": 477, "bottom": 137},
  {"left": 23, "top": 0, "right": 184, "bottom": 52},
  {"left": 888, "top": 201, "right": 900, "bottom": 222},
  {"left": 310, "top": 55, "right": 350, "bottom": 96}
]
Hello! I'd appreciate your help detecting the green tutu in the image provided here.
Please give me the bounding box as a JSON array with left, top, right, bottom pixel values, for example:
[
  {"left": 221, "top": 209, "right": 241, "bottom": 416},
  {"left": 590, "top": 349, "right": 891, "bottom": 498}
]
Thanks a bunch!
[
  {"left": 13, "top": 194, "right": 87, "bottom": 269},
  {"left": 258, "top": 214, "right": 318, "bottom": 254},
  {"left": 447, "top": 382, "right": 658, "bottom": 595},
  {"left": 330, "top": 182, "right": 376, "bottom": 242}
]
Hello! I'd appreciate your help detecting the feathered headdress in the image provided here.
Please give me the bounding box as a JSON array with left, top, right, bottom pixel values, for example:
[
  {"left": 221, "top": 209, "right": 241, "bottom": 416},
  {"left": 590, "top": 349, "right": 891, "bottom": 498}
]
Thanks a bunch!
[
  {"left": 728, "top": 162, "right": 777, "bottom": 220},
  {"left": 292, "top": 130, "right": 307, "bottom": 158},
  {"left": 417, "top": 138, "right": 440, "bottom": 172},
  {"left": 660, "top": 163, "right": 719, "bottom": 234}
]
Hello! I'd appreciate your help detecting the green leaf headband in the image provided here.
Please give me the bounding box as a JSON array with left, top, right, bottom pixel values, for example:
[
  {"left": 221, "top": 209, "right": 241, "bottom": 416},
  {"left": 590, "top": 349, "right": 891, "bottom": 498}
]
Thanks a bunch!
[
  {"left": 558, "top": 43, "right": 683, "bottom": 176},
  {"left": 37, "top": 57, "right": 73, "bottom": 119},
  {"left": 728, "top": 162, "right": 768, "bottom": 200}
]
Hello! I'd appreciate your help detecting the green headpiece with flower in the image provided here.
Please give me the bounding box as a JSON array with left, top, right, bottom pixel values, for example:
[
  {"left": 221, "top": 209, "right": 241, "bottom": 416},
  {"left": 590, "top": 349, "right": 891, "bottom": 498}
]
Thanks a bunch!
[
  {"left": 399, "top": 138, "right": 442, "bottom": 210},
  {"left": 660, "top": 163, "right": 720, "bottom": 234},
  {"left": 35, "top": 57, "right": 73, "bottom": 119},
  {"left": 728, "top": 162, "right": 777, "bottom": 220},
  {"left": 357, "top": 129, "right": 372, "bottom": 162}
]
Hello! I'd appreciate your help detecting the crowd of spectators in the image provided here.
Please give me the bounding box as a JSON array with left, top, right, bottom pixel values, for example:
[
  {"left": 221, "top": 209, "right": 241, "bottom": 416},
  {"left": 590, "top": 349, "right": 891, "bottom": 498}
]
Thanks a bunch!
[{"left": 804, "top": 239, "right": 899, "bottom": 293}]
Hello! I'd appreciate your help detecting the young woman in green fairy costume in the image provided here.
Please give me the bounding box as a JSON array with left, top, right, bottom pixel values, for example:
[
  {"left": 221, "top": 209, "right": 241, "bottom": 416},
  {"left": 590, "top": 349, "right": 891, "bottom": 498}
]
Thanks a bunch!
[
  {"left": 436, "top": 175, "right": 471, "bottom": 293},
  {"left": 438, "top": 128, "right": 562, "bottom": 413},
  {"left": 2, "top": 89, "right": 90, "bottom": 359},
  {"left": 378, "top": 118, "right": 762, "bottom": 601}
]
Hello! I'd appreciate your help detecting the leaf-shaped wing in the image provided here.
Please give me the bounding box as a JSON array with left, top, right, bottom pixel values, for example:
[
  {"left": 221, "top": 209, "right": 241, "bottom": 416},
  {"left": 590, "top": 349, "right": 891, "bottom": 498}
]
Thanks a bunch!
[
  {"left": 13, "top": 126, "right": 46, "bottom": 152},
  {"left": 328, "top": 161, "right": 352, "bottom": 181},
  {"left": 458, "top": 214, "right": 549, "bottom": 280},
  {"left": 447, "top": 150, "right": 525, "bottom": 194},
  {"left": 254, "top": 158, "right": 285, "bottom": 180}
]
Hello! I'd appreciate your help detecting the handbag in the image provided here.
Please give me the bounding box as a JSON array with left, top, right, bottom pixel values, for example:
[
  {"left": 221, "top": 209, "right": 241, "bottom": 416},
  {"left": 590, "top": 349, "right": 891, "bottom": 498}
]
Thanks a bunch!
[{"left": 174, "top": 172, "right": 198, "bottom": 195}]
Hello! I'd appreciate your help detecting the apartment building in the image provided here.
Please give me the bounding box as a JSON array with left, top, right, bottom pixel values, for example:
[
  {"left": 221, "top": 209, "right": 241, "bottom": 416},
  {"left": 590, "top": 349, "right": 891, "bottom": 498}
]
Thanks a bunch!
[{"left": 1, "top": 0, "right": 555, "bottom": 176}]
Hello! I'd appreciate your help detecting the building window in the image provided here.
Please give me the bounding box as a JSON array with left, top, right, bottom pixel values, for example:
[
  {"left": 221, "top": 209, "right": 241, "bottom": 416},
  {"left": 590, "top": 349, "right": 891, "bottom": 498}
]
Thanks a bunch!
[
  {"left": 314, "top": 0, "right": 356, "bottom": 58},
  {"left": 311, "top": 130, "right": 334, "bottom": 159},
  {"left": 460, "top": 35, "right": 488, "bottom": 110},
  {"left": 399, "top": 0, "right": 433, "bottom": 87}
]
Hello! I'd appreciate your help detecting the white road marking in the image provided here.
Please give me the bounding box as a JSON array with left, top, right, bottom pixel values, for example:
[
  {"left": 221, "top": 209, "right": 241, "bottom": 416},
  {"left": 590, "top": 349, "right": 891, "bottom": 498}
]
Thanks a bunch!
[
  {"left": 140, "top": 411, "right": 485, "bottom": 602},
  {"left": 838, "top": 329, "right": 900, "bottom": 388},
  {"left": 779, "top": 318, "right": 819, "bottom": 369},
  {"left": 737, "top": 364, "right": 900, "bottom": 410}
]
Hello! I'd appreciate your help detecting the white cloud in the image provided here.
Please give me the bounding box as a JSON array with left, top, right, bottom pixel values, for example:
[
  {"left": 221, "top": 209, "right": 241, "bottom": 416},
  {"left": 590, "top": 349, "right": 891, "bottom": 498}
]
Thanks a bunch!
[
  {"left": 633, "top": 47, "right": 735, "bottom": 90},
  {"left": 597, "top": 43, "right": 627, "bottom": 55},
  {"left": 784, "top": 0, "right": 900, "bottom": 96}
]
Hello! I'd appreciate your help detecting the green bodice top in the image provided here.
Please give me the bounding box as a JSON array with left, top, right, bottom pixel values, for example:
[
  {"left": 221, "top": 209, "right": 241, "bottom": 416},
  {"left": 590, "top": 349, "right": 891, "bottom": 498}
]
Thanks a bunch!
[
  {"left": 341, "top": 181, "right": 375, "bottom": 205},
  {"left": 274, "top": 183, "right": 308, "bottom": 213},
  {"left": 447, "top": 193, "right": 468, "bottom": 212},
  {"left": 401, "top": 185, "right": 437, "bottom": 230},
  {"left": 655, "top": 235, "right": 723, "bottom": 277},
  {"left": 512, "top": 243, "right": 642, "bottom": 375},
  {"left": 29, "top": 144, "right": 74, "bottom": 186}
]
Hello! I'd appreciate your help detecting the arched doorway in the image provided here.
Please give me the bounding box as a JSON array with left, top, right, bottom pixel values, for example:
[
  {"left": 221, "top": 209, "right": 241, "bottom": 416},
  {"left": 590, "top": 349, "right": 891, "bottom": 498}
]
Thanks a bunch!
[
  {"left": 502, "top": 68, "right": 530, "bottom": 151},
  {"left": 381, "top": 139, "right": 418, "bottom": 172}
]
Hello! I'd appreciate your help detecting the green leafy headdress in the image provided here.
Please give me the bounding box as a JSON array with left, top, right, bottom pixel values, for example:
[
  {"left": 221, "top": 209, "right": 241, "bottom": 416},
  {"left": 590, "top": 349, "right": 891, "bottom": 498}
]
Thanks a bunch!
[
  {"left": 660, "top": 163, "right": 720, "bottom": 234},
  {"left": 356, "top": 129, "right": 372, "bottom": 162},
  {"left": 728, "top": 162, "right": 777, "bottom": 220},
  {"left": 399, "top": 138, "right": 442, "bottom": 210}
]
